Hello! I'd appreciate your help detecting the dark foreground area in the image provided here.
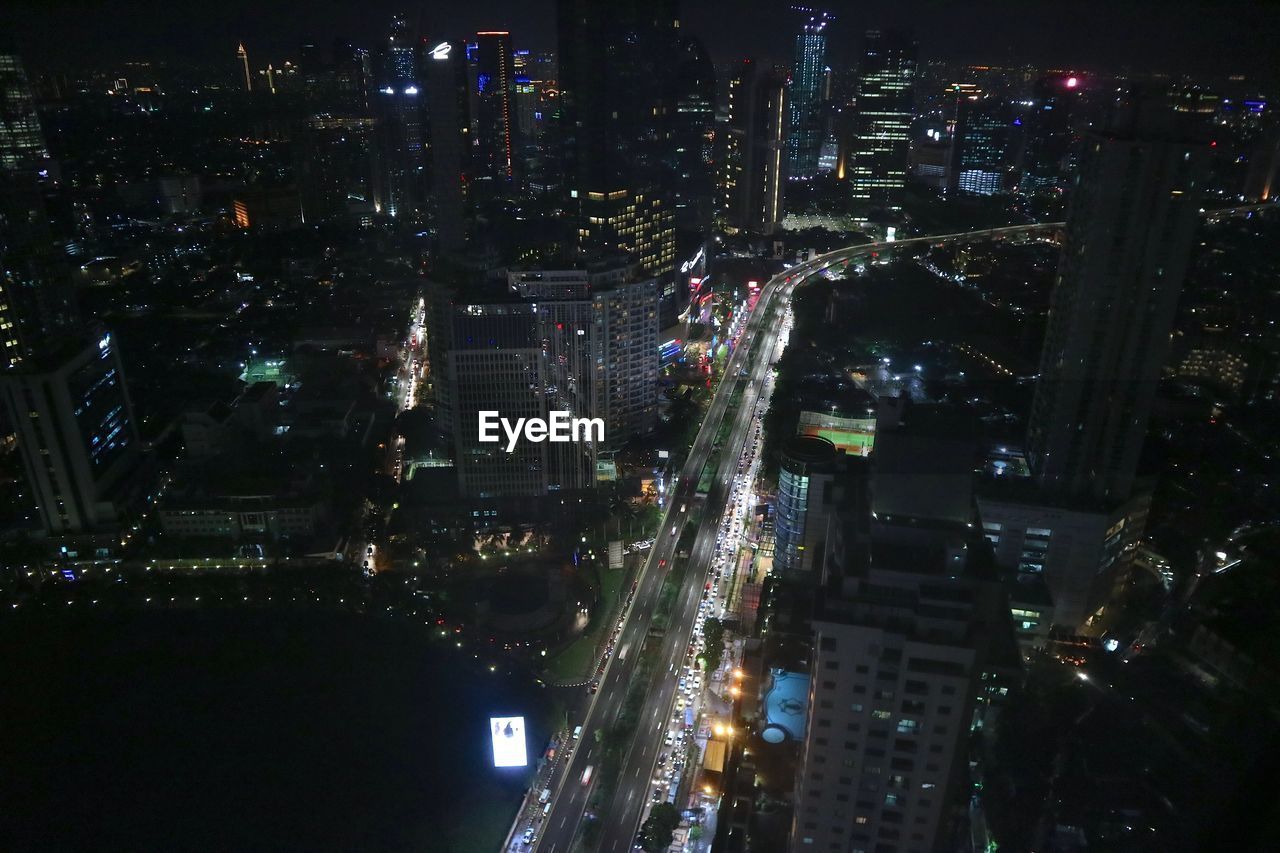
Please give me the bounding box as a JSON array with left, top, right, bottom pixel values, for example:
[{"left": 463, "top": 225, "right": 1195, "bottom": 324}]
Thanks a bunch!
[{"left": 0, "top": 607, "right": 546, "bottom": 853}]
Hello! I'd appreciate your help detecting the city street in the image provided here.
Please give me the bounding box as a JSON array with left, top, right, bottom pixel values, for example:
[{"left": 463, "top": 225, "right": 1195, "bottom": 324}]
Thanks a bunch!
[{"left": 531, "top": 223, "right": 1071, "bottom": 853}]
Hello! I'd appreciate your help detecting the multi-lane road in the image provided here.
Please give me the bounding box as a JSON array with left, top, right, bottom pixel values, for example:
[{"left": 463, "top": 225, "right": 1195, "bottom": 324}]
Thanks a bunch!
[{"left": 530, "top": 220, "right": 1116, "bottom": 853}]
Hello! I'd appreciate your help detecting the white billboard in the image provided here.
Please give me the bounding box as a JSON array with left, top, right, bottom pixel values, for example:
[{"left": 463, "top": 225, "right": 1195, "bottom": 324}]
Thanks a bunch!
[{"left": 490, "top": 716, "right": 528, "bottom": 767}]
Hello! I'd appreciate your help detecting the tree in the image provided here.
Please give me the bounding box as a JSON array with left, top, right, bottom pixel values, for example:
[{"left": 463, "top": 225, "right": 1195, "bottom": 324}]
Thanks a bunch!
[
  {"left": 639, "top": 802, "right": 681, "bottom": 852},
  {"left": 701, "top": 617, "right": 726, "bottom": 673}
]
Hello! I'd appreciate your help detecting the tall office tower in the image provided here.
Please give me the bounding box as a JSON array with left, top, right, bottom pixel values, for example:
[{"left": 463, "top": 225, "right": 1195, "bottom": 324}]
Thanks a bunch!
[
  {"left": 1, "top": 45, "right": 73, "bottom": 370},
  {"left": 472, "top": 31, "right": 514, "bottom": 183},
  {"left": 425, "top": 39, "right": 471, "bottom": 253},
  {"left": 332, "top": 40, "right": 371, "bottom": 112},
  {"left": 949, "top": 91, "right": 1012, "bottom": 196},
  {"left": 431, "top": 263, "right": 656, "bottom": 497},
  {"left": 1026, "top": 103, "right": 1208, "bottom": 505},
  {"left": 719, "top": 58, "right": 788, "bottom": 235},
  {"left": 1020, "top": 73, "right": 1081, "bottom": 194},
  {"left": 236, "top": 43, "right": 252, "bottom": 92},
  {"left": 1, "top": 334, "right": 141, "bottom": 536},
  {"left": 372, "top": 14, "right": 424, "bottom": 219},
  {"left": 557, "top": 0, "right": 679, "bottom": 277},
  {"left": 295, "top": 114, "right": 376, "bottom": 223},
  {"left": 979, "top": 100, "right": 1209, "bottom": 630},
  {"left": 431, "top": 294, "right": 587, "bottom": 498},
  {"left": 669, "top": 37, "right": 716, "bottom": 232},
  {"left": 0, "top": 45, "right": 50, "bottom": 173},
  {"left": 848, "top": 29, "right": 917, "bottom": 212},
  {"left": 786, "top": 13, "right": 829, "bottom": 179}
]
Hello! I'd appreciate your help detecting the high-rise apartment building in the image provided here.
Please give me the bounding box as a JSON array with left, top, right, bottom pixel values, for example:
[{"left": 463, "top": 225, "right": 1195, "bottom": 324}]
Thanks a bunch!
[
  {"left": 575, "top": 188, "right": 675, "bottom": 280},
  {"left": 720, "top": 59, "right": 788, "bottom": 235},
  {"left": 512, "top": 267, "right": 659, "bottom": 446},
  {"left": 786, "top": 14, "right": 829, "bottom": 179},
  {"left": 848, "top": 29, "right": 917, "bottom": 212},
  {"left": 791, "top": 447, "right": 1017, "bottom": 853}
]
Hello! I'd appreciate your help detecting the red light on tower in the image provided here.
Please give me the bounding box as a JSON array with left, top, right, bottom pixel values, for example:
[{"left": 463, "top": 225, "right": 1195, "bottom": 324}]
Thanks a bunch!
[{"left": 1065, "top": 76, "right": 1079, "bottom": 88}]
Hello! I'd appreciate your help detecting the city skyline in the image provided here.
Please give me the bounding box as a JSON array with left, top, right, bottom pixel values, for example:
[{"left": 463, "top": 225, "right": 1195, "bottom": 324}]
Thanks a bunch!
[
  {"left": 2, "top": 3, "right": 1279, "bottom": 853},
  {"left": 5, "top": 0, "right": 1280, "bottom": 83}
]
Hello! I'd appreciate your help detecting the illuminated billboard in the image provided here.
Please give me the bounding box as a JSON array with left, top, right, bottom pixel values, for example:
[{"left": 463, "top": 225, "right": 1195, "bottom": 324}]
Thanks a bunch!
[{"left": 490, "top": 716, "right": 528, "bottom": 767}]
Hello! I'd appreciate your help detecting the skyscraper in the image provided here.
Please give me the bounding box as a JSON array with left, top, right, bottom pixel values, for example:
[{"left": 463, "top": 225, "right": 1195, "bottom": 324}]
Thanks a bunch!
[
  {"left": 0, "top": 44, "right": 50, "bottom": 173},
  {"left": 848, "top": 29, "right": 917, "bottom": 212},
  {"left": 1020, "top": 74, "right": 1082, "bottom": 194},
  {"left": 372, "top": 14, "right": 424, "bottom": 219},
  {"left": 790, "top": 440, "right": 1017, "bottom": 852},
  {"left": 236, "top": 43, "right": 252, "bottom": 92},
  {"left": 1026, "top": 103, "right": 1208, "bottom": 505},
  {"left": 669, "top": 37, "right": 717, "bottom": 232},
  {"left": 980, "top": 98, "right": 1208, "bottom": 629},
  {"left": 472, "top": 31, "right": 514, "bottom": 183},
  {"left": 720, "top": 58, "right": 788, "bottom": 235},
  {"left": 950, "top": 90, "right": 1012, "bottom": 196},
  {"left": 424, "top": 39, "right": 471, "bottom": 253},
  {"left": 1, "top": 334, "right": 142, "bottom": 537},
  {"left": 786, "top": 13, "right": 829, "bottom": 179},
  {"left": 557, "top": 0, "right": 678, "bottom": 278}
]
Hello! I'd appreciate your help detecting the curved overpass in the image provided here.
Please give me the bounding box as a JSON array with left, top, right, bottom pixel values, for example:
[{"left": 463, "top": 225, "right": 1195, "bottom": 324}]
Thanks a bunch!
[{"left": 525, "top": 205, "right": 1274, "bottom": 853}]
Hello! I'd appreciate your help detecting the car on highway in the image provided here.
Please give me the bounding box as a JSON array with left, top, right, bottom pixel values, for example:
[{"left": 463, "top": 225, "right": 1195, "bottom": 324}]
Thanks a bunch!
[
  {"left": 581, "top": 765, "right": 594, "bottom": 785},
  {"left": 522, "top": 827, "right": 536, "bottom": 845},
  {"left": 670, "top": 524, "right": 678, "bottom": 537}
]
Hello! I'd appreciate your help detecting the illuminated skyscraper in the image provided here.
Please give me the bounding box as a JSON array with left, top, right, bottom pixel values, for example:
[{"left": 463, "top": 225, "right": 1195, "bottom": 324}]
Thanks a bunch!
[
  {"left": 372, "top": 14, "right": 424, "bottom": 219},
  {"left": 236, "top": 43, "right": 252, "bottom": 92},
  {"left": 786, "top": 13, "right": 829, "bottom": 179},
  {"left": 670, "top": 37, "right": 716, "bottom": 231},
  {"left": 950, "top": 90, "right": 1012, "bottom": 196},
  {"left": 557, "top": 0, "right": 678, "bottom": 278},
  {"left": 848, "top": 29, "right": 917, "bottom": 211},
  {"left": 473, "top": 31, "right": 514, "bottom": 182},
  {"left": 1, "top": 334, "right": 141, "bottom": 537},
  {"left": 0, "top": 45, "right": 50, "bottom": 173},
  {"left": 720, "top": 58, "right": 788, "bottom": 235}
]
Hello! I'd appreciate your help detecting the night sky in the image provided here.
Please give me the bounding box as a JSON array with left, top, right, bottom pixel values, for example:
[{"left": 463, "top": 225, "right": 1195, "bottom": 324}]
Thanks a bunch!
[{"left": 4, "top": 0, "right": 1279, "bottom": 83}]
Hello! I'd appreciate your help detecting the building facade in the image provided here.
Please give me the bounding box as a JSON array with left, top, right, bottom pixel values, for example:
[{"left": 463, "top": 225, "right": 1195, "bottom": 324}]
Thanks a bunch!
[
  {"left": 720, "top": 59, "right": 788, "bottom": 235},
  {"left": 786, "top": 14, "right": 828, "bottom": 179},
  {"left": 1026, "top": 104, "right": 1209, "bottom": 505},
  {"left": 848, "top": 29, "right": 917, "bottom": 212}
]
